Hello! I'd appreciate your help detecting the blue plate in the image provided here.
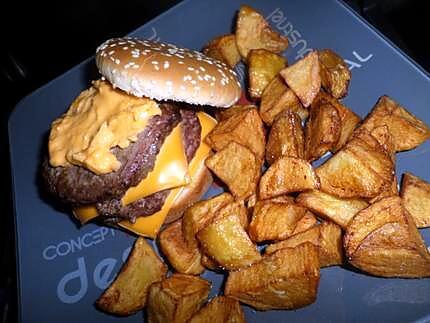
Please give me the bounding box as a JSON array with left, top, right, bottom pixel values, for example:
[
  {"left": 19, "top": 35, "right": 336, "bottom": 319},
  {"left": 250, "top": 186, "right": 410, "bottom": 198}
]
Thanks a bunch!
[{"left": 8, "top": 0, "right": 430, "bottom": 322}]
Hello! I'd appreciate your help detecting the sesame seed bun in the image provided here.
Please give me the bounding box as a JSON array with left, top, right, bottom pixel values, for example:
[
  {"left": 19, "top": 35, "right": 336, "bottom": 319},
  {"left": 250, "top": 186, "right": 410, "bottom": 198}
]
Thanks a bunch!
[{"left": 96, "top": 37, "right": 241, "bottom": 107}]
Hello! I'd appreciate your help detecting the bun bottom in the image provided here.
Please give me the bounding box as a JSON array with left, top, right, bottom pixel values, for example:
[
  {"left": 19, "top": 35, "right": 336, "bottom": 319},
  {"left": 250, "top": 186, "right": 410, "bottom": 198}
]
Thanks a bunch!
[{"left": 164, "top": 164, "right": 213, "bottom": 224}]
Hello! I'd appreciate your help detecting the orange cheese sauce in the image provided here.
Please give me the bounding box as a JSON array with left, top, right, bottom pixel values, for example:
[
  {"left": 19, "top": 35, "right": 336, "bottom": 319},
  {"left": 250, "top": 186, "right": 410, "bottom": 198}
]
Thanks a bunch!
[{"left": 48, "top": 80, "right": 161, "bottom": 174}]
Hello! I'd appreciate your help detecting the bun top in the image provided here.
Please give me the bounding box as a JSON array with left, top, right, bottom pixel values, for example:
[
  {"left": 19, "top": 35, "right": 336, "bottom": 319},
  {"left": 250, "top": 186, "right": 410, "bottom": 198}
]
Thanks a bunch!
[{"left": 96, "top": 37, "right": 241, "bottom": 108}]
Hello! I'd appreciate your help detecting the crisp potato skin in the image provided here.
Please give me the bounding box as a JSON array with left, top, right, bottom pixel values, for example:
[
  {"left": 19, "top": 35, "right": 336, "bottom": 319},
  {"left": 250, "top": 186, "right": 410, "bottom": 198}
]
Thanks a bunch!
[
  {"left": 401, "top": 172, "right": 430, "bottom": 228},
  {"left": 266, "top": 222, "right": 343, "bottom": 267},
  {"left": 318, "top": 49, "right": 351, "bottom": 99},
  {"left": 189, "top": 296, "right": 245, "bottom": 323},
  {"left": 202, "top": 34, "right": 241, "bottom": 68},
  {"left": 357, "top": 95, "right": 430, "bottom": 152},
  {"left": 158, "top": 219, "right": 204, "bottom": 275},
  {"left": 96, "top": 238, "right": 167, "bottom": 315},
  {"left": 235, "top": 5, "right": 288, "bottom": 59},
  {"left": 147, "top": 274, "right": 211, "bottom": 323},
  {"left": 260, "top": 75, "right": 308, "bottom": 125},
  {"left": 259, "top": 157, "right": 320, "bottom": 199},
  {"left": 248, "top": 49, "right": 286, "bottom": 99},
  {"left": 296, "top": 190, "right": 368, "bottom": 229},
  {"left": 225, "top": 242, "right": 320, "bottom": 310},
  {"left": 344, "top": 196, "right": 430, "bottom": 278},
  {"left": 280, "top": 51, "right": 321, "bottom": 107},
  {"left": 205, "top": 142, "right": 260, "bottom": 200},
  {"left": 265, "top": 110, "right": 305, "bottom": 164},
  {"left": 197, "top": 211, "right": 261, "bottom": 270}
]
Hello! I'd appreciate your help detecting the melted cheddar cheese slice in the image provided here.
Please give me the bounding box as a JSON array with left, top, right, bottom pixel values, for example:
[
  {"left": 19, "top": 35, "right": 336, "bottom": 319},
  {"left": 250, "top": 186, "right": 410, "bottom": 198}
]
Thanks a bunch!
[{"left": 74, "top": 112, "right": 217, "bottom": 237}]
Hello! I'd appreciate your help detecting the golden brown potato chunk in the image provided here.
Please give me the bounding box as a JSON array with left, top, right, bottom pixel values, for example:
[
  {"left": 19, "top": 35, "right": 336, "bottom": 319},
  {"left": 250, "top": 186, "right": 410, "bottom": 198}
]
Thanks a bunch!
[
  {"left": 235, "top": 5, "right": 289, "bottom": 59},
  {"left": 292, "top": 211, "right": 318, "bottom": 235},
  {"left": 357, "top": 95, "right": 430, "bottom": 151},
  {"left": 197, "top": 211, "right": 261, "bottom": 270},
  {"left": 259, "top": 157, "right": 320, "bottom": 199},
  {"left": 225, "top": 242, "right": 320, "bottom": 310},
  {"left": 96, "top": 238, "right": 167, "bottom": 315},
  {"left": 318, "top": 49, "right": 351, "bottom": 99},
  {"left": 215, "top": 104, "right": 257, "bottom": 122},
  {"left": 312, "top": 92, "right": 360, "bottom": 152},
  {"left": 401, "top": 172, "right": 430, "bottom": 228},
  {"left": 305, "top": 97, "right": 341, "bottom": 161},
  {"left": 344, "top": 196, "right": 430, "bottom": 278},
  {"left": 202, "top": 34, "right": 241, "bottom": 68},
  {"left": 260, "top": 75, "right": 308, "bottom": 125},
  {"left": 248, "top": 200, "right": 307, "bottom": 242},
  {"left": 248, "top": 49, "right": 287, "bottom": 99},
  {"left": 189, "top": 296, "right": 245, "bottom": 323},
  {"left": 182, "top": 193, "right": 234, "bottom": 249},
  {"left": 266, "top": 110, "right": 305, "bottom": 164},
  {"left": 296, "top": 190, "right": 368, "bottom": 229},
  {"left": 147, "top": 274, "right": 211, "bottom": 323},
  {"left": 266, "top": 222, "right": 343, "bottom": 267},
  {"left": 280, "top": 51, "right": 321, "bottom": 107},
  {"left": 158, "top": 219, "right": 204, "bottom": 275},
  {"left": 206, "top": 108, "right": 265, "bottom": 162},
  {"left": 205, "top": 142, "right": 260, "bottom": 200},
  {"left": 316, "top": 130, "right": 394, "bottom": 199}
]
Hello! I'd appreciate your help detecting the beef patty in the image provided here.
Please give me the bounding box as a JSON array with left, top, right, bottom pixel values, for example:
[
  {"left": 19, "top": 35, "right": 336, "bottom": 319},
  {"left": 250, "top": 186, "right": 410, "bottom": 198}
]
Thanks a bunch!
[
  {"left": 42, "top": 103, "right": 181, "bottom": 205},
  {"left": 95, "top": 108, "right": 202, "bottom": 223}
]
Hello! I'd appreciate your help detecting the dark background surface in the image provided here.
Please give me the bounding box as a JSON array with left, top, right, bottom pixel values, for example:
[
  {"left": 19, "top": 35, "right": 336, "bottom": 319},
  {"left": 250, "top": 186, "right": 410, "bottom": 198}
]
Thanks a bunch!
[{"left": 1, "top": 0, "right": 429, "bottom": 322}]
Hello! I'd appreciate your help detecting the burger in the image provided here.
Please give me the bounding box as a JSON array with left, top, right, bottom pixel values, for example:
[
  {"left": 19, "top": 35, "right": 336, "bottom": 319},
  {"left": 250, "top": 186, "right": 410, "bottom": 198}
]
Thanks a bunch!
[{"left": 42, "top": 37, "right": 241, "bottom": 237}]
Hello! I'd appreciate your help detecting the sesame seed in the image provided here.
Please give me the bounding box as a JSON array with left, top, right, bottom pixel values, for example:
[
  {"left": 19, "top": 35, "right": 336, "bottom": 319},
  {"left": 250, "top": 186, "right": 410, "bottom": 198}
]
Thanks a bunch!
[
  {"left": 190, "top": 80, "right": 197, "bottom": 85},
  {"left": 109, "top": 50, "right": 115, "bottom": 55},
  {"left": 115, "top": 59, "right": 120, "bottom": 64},
  {"left": 122, "top": 46, "right": 128, "bottom": 50},
  {"left": 183, "top": 75, "right": 192, "bottom": 81},
  {"left": 178, "top": 61, "right": 184, "bottom": 64},
  {"left": 198, "top": 76, "right": 203, "bottom": 81},
  {"left": 187, "top": 67, "right": 194, "bottom": 71},
  {"left": 132, "top": 64, "right": 139, "bottom": 69},
  {"left": 163, "top": 61, "right": 170, "bottom": 69},
  {"left": 154, "top": 65, "right": 160, "bottom": 71},
  {"left": 151, "top": 61, "right": 159, "bottom": 65},
  {"left": 199, "top": 66, "right": 206, "bottom": 72}
]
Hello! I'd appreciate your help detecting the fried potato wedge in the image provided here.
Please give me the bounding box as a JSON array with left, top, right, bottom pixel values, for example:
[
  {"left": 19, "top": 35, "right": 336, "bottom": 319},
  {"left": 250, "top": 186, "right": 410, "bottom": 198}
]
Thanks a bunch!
[
  {"left": 248, "top": 200, "right": 307, "bottom": 242},
  {"left": 312, "top": 92, "right": 360, "bottom": 152},
  {"left": 316, "top": 130, "right": 394, "bottom": 199},
  {"left": 318, "top": 49, "right": 351, "bottom": 99},
  {"left": 159, "top": 219, "right": 204, "bottom": 275},
  {"left": 401, "top": 172, "right": 430, "bottom": 228},
  {"left": 259, "top": 157, "right": 320, "bottom": 199},
  {"left": 344, "top": 196, "right": 430, "bottom": 277},
  {"left": 296, "top": 190, "right": 368, "bottom": 229},
  {"left": 148, "top": 274, "right": 211, "bottom": 323},
  {"left": 248, "top": 49, "right": 287, "bottom": 99},
  {"left": 225, "top": 242, "right": 320, "bottom": 310},
  {"left": 206, "top": 142, "right": 260, "bottom": 200},
  {"left": 292, "top": 211, "right": 318, "bottom": 235},
  {"left": 358, "top": 95, "right": 430, "bottom": 151},
  {"left": 305, "top": 96, "right": 341, "bottom": 161},
  {"left": 368, "top": 173, "right": 398, "bottom": 204},
  {"left": 206, "top": 108, "right": 265, "bottom": 161},
  {"left": 96, "top": 238, "right": 167, "bottom": 315},
  {"left": 182, "top": 193, "right": 234, "bottom": 249},
  {"left": 215, "top": 104, "right": 257, "bottom": 122},
  {"left": 197, "top": 211, "right": 261, "bottom": 270},
  {"left": 235, "top": 5, "right": 289, "bottom": 59},
  {"left": 189, "top": 296, "right": 245, "bottom": 323},
  {"left": 202, "top": 34, "right": 241, "bottom": 68},
  {"left": 260, "top": 75, "right": 308, "bottom": 125},
  {"left": 266, "top": 222, "right": 343, "bottom": 267},
  {"left": 280, "top": 51, "right": 321, "bottom": 107},
  {"left": 266, "top": 109, "right": 305, "bottom": 164},
  {"left": 201, "top": 253, "right": 222, "bottom": 271}
]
